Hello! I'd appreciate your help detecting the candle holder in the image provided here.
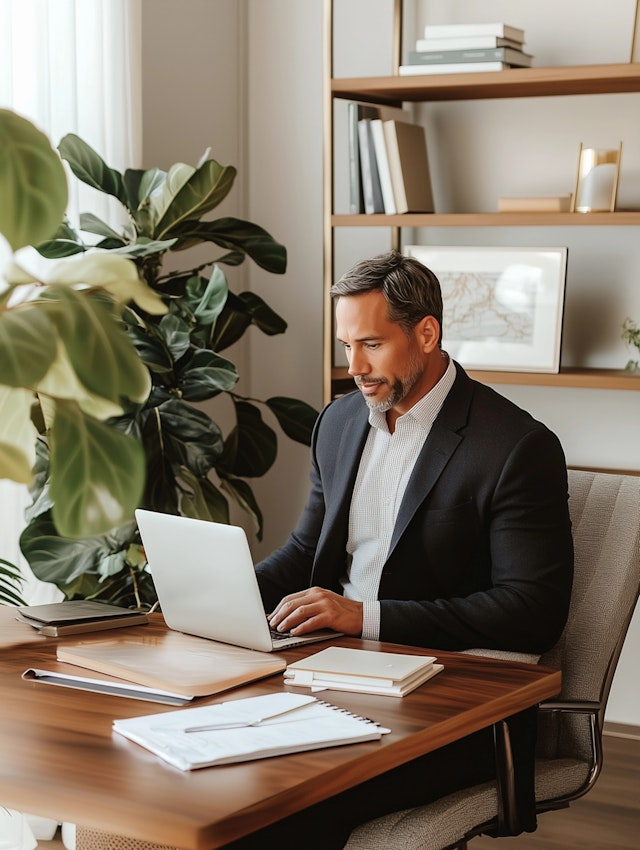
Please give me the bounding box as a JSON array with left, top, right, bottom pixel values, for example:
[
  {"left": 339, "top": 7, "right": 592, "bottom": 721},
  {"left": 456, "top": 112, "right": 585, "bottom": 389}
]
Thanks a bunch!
[{"left": 571, "top": 143, "right": 622, "bottom": 213}]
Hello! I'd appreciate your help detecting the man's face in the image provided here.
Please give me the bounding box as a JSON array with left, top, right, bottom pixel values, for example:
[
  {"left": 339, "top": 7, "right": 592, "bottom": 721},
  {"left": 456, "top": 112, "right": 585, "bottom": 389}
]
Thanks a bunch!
[{"left": 335, "top": 291, "right": 432, "bottom": 415}]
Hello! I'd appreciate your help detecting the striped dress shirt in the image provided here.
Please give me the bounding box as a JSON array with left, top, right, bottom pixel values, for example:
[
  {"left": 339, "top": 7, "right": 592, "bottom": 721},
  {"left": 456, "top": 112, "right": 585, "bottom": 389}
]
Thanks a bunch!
[{"left": 340, "top": 356, "right": 456, "bottom": 639}]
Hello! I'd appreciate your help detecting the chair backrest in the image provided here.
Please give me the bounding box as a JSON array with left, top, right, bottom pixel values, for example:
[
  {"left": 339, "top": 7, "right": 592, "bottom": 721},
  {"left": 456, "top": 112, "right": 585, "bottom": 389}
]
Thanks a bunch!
[{"left": 537, "top": 469, "right": 640, "bottom": 761}]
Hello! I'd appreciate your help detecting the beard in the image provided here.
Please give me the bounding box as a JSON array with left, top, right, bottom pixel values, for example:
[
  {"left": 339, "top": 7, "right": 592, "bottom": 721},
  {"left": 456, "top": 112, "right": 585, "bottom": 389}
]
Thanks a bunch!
[{"left": 356, "top": 344, "right": 425, "bottom": 413}]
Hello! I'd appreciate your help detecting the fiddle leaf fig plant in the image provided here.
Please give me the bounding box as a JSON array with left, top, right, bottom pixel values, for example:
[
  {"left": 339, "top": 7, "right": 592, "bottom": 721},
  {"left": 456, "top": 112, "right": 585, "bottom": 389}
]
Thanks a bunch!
[
  {"left": 18, "top": 133, "right": 318, "bottom": 608},
  {"left": 0, "top": 109, "right": 165, "bottom": 605}
]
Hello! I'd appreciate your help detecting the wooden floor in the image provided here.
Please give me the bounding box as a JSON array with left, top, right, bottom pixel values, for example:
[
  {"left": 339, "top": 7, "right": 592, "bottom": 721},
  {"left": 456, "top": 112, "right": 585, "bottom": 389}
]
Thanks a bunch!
[
  {"left": 37, "top": 730, "right": 640, "bottom": 850},
  {"left": 472, "top": 730, "right": 640, "bottom": 850}
]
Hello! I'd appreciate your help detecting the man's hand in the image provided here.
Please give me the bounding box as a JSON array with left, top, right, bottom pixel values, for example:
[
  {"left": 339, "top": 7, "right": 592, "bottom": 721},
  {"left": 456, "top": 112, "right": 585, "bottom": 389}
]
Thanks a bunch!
[{"left": 268, "top": 587, "right": 363, "bottom": 636}]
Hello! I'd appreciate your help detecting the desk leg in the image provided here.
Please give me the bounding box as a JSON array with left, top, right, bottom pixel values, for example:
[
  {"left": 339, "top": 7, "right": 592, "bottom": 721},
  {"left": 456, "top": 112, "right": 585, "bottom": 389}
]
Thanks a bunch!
[
  {"left": 492, "top": 707, "right": 538, "bottom": 837},
  {"left": 76, "top": 826, "right": 178, "bottom": 850}
]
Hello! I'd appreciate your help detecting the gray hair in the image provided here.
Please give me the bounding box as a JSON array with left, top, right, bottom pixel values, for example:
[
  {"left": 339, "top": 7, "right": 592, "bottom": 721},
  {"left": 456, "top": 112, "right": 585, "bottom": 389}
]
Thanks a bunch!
[{"left": 330, "top": 250, "right": 443, "bottom": 343}]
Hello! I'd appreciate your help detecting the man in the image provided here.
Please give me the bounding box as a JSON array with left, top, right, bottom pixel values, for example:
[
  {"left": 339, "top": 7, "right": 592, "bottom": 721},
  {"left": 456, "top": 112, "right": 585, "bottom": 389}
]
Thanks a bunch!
[{"left": 229, "top": 250, "right": 573, "bottom": 849}]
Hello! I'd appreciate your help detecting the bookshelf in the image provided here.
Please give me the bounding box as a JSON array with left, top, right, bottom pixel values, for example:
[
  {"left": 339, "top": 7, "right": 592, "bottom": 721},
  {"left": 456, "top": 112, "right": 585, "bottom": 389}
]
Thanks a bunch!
[{"left": 322, "top": 0, "right": 640, "bottom": 402}]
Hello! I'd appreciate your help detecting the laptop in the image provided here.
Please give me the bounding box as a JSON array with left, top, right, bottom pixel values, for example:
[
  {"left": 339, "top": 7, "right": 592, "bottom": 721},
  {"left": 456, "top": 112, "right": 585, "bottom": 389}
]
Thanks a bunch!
[{"left": 135, "top": 509, "right": 338, "bottom": 652}]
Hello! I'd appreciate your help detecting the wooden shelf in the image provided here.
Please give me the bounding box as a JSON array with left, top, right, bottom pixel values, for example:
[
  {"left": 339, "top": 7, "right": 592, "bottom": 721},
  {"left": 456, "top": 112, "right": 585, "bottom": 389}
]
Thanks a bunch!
[
  {"left": 332, "top": 212, "right": 640, "bottom": 227},
  {"left": 332, "top": 63, "right": 640, "bottom": 105},
  {"left": 331, "top": 367, "right": 640, "bottom": 392},
  {"left": 324, "top": 5, "right": 640, "bottom": 400}
]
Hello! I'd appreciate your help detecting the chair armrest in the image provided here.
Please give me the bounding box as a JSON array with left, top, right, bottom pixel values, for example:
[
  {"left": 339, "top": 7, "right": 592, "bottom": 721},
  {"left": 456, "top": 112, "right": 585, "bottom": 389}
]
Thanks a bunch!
[{"left": 538, "top": 700, "right": 601, "bottom": 715}]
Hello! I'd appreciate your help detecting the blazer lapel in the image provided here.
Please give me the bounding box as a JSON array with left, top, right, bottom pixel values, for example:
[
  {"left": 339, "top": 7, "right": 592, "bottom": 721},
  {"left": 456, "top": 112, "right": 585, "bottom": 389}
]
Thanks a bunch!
[{"left": 388, "top": 364, "right": 474, "bottom": 556}]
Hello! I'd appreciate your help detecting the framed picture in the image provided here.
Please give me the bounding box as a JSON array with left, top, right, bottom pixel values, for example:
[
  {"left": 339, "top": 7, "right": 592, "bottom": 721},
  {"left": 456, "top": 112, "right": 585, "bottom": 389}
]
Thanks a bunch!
[{"left": 404, "top": 245, "right": 568, "bottom": 373}]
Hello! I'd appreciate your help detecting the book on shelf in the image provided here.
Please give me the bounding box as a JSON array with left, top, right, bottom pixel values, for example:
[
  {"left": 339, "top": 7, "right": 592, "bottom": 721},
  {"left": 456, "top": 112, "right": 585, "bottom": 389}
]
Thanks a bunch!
[
  {"left": 45, "top": 630, "right": 286, "bottom": 700},
  {"left": 407, "top": 47, "right": 533, "bottom": 68},
  {"left": 357, "top": 118, "right": 385, "bottom": 214},
  {"left": 415, "top": 35, "right": 524, "bottom": 52},
  {"left": 284, "top": 646, "right": 444, "bottom": 697},
  {"left": 498, "top": 194, "right": 573, "bottom": 212},
  {"left": 383, "top": 119, "right": 434, "bottom": 214},
  {"left": 422, "top": 22, "right": 525, "bottom": 42},
  {"left": 347, "top": 101, "right": 411, "bottom": 213},
  {"left": 369, "top": 118, "right": 397, "bottom": 214},
  {"left": 16, "top": 599, "right": 149, "bottom": 637},
  {"left": 112, "top": 692, "right": 390, "bottom": 770},
  {"left": 399, "top": 62, "right": 511, "bottom": 76}
]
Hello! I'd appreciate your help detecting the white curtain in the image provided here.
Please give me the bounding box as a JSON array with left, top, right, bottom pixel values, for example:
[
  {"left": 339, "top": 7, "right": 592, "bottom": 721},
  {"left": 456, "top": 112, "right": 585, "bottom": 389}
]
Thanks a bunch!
[{"left": 0, "top": 0, "right": 142, "bottom": 605}]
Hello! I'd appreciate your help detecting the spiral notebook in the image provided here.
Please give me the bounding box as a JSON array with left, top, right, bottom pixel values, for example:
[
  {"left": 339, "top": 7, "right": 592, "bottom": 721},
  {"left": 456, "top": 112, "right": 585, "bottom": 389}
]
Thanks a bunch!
[{"left": 112, "top": 692, "right": 390, "bottom": 770}]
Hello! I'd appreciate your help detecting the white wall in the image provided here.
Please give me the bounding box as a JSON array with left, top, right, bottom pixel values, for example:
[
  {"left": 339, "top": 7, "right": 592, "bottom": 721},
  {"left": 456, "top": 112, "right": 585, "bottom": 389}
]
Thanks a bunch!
[{"left": 142, "top": 0, "right": 639, "bottom": 725}]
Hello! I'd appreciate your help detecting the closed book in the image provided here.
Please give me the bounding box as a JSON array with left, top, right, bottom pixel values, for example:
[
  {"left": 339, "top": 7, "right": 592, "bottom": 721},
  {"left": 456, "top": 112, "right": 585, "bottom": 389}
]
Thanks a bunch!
[
  {"left": 369, "top": 118, "right": 396, "bottom": 214},
  {"left": 54, "top": 630, "right": 286, "bottom": 698},
  {"left": 357, "top": 118, "right": 385, "bottom": 214},
  {"left": 399, "top": 62, "right": 510, "bottom": 76},
  {"left": 407, "top": 47, "right": 532, "bottom": 68},
  {"left": 415, "top": 35, "right": 524, "bottom": 51},
  {"left": 422, "top": 22, "right": 525, "bottom": 42},
  {"left": 347, "top": 101, "right": 412, "bottom": 213},
  {"left": 17, "top": 600, "right": 149, "bottom": 636},
  {"left": 284, "top": 646, "right": 444, "bottom": 697},
  {"left": 112, "top": 692, "right": 390, "bottom": 770},
  {"left": 498, "top": 194, "right": 573, "bottom": 212},
  {"left": 382, "top": 120, "right": 434, "bottom": 214}
]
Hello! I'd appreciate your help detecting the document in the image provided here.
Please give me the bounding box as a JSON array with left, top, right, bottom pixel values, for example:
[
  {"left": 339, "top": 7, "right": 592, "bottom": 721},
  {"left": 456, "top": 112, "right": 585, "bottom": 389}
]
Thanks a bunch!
[
  {"left": 284, "top": 646, "right": 444, "bottom": 697},
  {"left": 112, "top": 692, "right": 390, "bottom": 770}
]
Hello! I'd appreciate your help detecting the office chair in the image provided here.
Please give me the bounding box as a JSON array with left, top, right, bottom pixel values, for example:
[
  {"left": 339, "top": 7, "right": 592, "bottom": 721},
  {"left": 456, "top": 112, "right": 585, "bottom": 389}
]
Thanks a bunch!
[{"left": 344, "top": 469, "right": 640, "bottom": 850}]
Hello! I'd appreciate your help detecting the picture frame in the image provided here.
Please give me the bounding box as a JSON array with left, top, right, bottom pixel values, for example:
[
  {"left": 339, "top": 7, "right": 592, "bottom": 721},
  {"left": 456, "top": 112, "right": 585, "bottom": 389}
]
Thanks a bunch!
[
  {"left": 571, "top": 142, "right": 622, "bottom": 213},
  {"left": 404, "top": 245, "right": 568, "bottom": 373}
]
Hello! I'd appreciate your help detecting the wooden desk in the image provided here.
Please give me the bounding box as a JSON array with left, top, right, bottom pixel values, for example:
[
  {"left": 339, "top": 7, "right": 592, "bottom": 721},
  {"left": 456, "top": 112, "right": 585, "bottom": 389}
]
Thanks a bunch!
[{"left": 0, "top": 608, "right": 560, "bottom": 850}]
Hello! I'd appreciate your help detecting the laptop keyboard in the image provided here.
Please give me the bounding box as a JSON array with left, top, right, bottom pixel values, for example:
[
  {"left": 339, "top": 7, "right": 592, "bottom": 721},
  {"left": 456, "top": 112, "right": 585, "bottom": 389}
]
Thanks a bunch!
[{"left": 270, "top": 627, "right": 294, "bottom": 641}]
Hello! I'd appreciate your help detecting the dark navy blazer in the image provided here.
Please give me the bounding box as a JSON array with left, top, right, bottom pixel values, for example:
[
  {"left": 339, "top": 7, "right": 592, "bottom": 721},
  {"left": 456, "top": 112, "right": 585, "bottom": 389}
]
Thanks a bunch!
[{"left": 256, "top": 362, "right": 574, "bottom": 654}]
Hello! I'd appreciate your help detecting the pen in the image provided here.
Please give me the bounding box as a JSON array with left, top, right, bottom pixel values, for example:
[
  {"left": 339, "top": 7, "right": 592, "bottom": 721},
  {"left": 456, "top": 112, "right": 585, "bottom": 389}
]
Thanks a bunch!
[{"left": 183, "top": 701, "right": 313, "bottom": 733}]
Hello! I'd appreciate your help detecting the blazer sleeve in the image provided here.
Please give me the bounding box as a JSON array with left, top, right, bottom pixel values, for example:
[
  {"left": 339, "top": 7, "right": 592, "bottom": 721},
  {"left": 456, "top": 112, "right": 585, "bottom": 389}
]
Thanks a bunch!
[{"left": 254, "top": 408, "right": 329, "bottom": 614}]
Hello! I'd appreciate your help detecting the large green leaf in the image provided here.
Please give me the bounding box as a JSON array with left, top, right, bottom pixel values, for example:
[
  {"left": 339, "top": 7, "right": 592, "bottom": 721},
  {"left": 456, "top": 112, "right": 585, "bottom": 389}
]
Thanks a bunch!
[
  {"left": 219, "top": 476, "right": 263, "bottom": 540},
  {"left": 35, "top": 239, "right": 86, "bottom": 258},
  {"left": 110, "top": 237, "right": 177, "bottom": 259},
  {"left": 209, "top": 290, "right": 287, "bottom": 351},
  {"left": 150, "top": 398, "right": 224, "bottom": 478},
  {"left": 179, "top": 349, "right": 238, "bottom": 401},
  {"left": 20, "top": 511, "right": 138, "bottom": 592},
  {"left": 0, "top": 385, "right": 37, "bottom": 482},
  {"left": 79, "top": 212, "right": 125, "bottom": 241},
  {"left": 58, "top": 133, "right": 128, "bottom": 207},
  {"left": 191, "top": 265, "right": 229, "bottom": 327},
  {"left": 158, "top": 313, "right": 191, "bottom": 361},
  {"left": 36, "top": 220, "right": 86, "bottom": 258},
  {"left": 266, "top": 396, "right": 318, "bottom": 445},
  {"left": 221, "top": 400, "right": 277, "bottom": 478},
  {"left": 210, "top": 294, "right": 252, "bottom": 351},
  {"left": 0, "top": 559, "right": 26, "bottom": 606},
  {"left": 169, "top": 217, "right": 287, "bottom": 274},
  {"left": 177, "top": 466, "right": 230, "bottom": 524},
  {"left": 235, "top": 291, "right": 288, "bottom": 335},
  {"left": 154, "top": 160, "right": 237, "bottom": 238},
  {"left": 45, "top": 287, "right": 151, "bottom": 404},
  {"left": 0, "top": 305, "right": 56, "bottom": 387},
  {"left": 0, "top": 109, "right": 68, "bottom": 251},
  {"left": 49, "top": 400, "right": 146, "bottom": 538}
]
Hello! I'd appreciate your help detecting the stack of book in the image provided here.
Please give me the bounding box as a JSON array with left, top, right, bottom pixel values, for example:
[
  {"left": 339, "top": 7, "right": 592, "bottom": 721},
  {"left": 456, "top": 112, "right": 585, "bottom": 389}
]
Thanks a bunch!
[
  {"left": 399, "top": 22, "right": 533, "bottom": 76},
  {"left": 349, "top": 101, "right": 434, "bottom": 215}
]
